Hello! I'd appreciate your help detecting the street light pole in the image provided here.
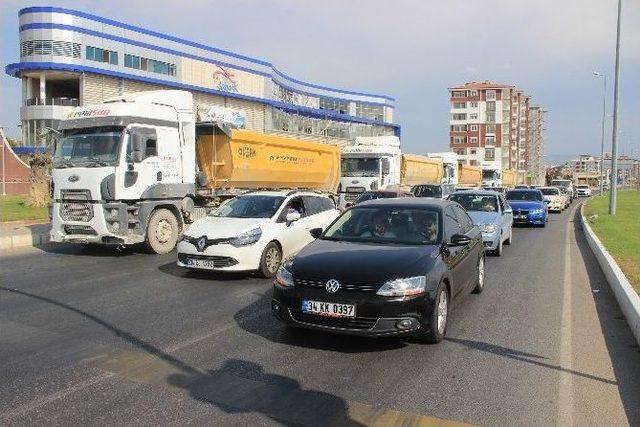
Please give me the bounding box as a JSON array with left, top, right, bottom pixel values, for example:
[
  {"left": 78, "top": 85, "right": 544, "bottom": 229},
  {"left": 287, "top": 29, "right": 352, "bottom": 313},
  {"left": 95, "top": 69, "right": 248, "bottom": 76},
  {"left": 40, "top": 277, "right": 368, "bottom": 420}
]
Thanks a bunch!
[
  {"left": 0, "top": 126, "right": 6, "bottom": 196},
  {"left": 593, "top": 72, "right": 606, "bottom": 194},
  {"left": 609, "top": 0, "right": 622, "bottom": 215}
]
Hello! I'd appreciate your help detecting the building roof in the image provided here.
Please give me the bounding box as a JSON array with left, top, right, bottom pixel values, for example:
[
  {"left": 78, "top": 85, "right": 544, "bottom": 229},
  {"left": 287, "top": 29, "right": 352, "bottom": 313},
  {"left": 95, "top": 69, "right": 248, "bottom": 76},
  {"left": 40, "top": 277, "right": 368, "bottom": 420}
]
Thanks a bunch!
[{"left": 449, "top": 80, "right": 515, "bottom": 90}]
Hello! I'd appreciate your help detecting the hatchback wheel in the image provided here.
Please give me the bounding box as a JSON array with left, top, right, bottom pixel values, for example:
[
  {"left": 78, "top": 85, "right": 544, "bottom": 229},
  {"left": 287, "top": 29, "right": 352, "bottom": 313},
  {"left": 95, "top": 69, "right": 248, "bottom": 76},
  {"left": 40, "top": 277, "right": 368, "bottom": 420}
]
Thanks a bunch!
[
  {"left": 418, "top": 284, "right": 448, "bottom": 344},
  {"left": 258, "top": 242, "right": 282, "bottom": 278},
  {"left": 472, "top": 256, "right": 485, "bottom": 294}
]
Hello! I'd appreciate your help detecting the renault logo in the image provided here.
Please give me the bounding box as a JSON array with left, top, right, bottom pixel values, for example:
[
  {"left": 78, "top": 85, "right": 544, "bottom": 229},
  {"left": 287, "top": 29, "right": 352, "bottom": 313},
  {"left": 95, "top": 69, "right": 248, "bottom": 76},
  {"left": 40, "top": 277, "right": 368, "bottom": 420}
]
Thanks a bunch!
[
  {"left": 325, "top": 279, "right": 340, "bottom": 294},
  {"left": 197, "top": 236, "right": 207, "bottom": 252},
  {"left": 68, "top": 175, "right": 79, "bottom": 182}
]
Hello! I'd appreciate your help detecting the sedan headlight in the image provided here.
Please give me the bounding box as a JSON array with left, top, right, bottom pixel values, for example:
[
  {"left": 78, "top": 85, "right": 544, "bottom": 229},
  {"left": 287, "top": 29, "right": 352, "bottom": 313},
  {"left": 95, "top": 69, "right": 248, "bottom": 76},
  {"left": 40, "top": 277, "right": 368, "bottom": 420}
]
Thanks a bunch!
[
  {"left": 376, "top": 276, "right": 426, "bottom": 297},
  {"left": 530, "top": 208, "right": 544, "bottom": 215},
  {"left": 480, "top": 224, "right": 497, "bottom": 233},
  {"left": 229, "top": 228, "right": 262, "bottom": 247},
  {"left": 275, "top": 265, "right": 294, "bottom": 288}
]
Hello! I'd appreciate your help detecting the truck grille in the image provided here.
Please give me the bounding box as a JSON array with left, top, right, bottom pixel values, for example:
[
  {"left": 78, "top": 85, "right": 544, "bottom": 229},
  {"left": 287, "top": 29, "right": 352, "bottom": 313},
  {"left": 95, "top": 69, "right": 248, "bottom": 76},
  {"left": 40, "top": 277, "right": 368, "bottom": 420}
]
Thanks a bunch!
[
  {"left": 64, "top": 225, "right": 97, "bottom": 235},
  {"left": 290, "top": 309, "right": 378, "bottom": 330},
  {"left": 60, "top": 202, "right": 94, "bottom": 222},
  {"left": 294, "top": 278, "right": 382, "bottom": 292}
]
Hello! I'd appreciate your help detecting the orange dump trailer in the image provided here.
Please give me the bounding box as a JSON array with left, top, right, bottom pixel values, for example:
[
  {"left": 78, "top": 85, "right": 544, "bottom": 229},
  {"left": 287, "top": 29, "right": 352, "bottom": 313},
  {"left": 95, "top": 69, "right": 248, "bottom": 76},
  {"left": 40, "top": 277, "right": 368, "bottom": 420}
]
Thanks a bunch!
[
  {"left": 458, "top": 164, "right": 482, "bottom": 187},
  {"left": 196, "top": 125, "right": 340, "bottom": 193}
]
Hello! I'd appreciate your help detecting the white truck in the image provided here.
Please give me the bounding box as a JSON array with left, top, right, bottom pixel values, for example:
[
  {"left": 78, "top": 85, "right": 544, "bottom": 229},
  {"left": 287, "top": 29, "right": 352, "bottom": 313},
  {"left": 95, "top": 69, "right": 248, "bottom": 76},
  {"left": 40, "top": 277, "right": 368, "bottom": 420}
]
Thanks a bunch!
[
  {"left": 426, "top": 152, "right": 459, "bottom": 185},
  {"left": 339, "top": 136, "right": 402, "bottom": 207},
  {"left": 49, "top": 90, "right": 340, "bottom": 253},
  {"left": 480, "top": 160, "right": 503, "bottom": 188}
]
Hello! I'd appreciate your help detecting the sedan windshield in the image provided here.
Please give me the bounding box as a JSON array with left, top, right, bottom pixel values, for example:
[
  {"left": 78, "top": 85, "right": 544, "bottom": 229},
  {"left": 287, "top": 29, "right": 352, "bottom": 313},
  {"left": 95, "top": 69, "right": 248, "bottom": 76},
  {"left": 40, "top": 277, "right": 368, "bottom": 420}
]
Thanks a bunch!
[
  {"left": 323, "top": 207, "right": 441, "bottom": 245},
  {"left": 449, "top": 194, "right": 498, "bottom": 212},
  {"left": 212, "top": 195, "right": 285, "bottom": 218},
  {"left": 506, "top": 190, "right": 543, "bottom": 201},
  {"left": 54, "top": 127, "right": 123, "bottom": 168},
  {"left": 540, "top": 188, "right": 560, "bottom": 195},
  {"left": 355, "top": 192, "right": 397, "bottom": 204}
]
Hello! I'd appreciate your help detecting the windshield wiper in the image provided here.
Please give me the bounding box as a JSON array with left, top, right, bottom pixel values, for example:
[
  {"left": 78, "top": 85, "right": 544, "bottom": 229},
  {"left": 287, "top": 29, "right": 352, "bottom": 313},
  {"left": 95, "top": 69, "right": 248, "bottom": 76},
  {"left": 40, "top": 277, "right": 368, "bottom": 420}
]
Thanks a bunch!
[
  {"left": 85, "top": 158, "right": 109, "bottom": 167},
  {"left": 54, "top": 159, "right": 75, "bottom": 168}
]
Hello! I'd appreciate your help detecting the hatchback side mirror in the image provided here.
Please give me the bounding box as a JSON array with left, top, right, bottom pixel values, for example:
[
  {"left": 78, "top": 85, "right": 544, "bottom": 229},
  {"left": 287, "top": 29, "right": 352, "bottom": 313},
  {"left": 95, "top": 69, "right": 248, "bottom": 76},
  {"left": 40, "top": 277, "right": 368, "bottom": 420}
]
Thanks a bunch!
[
  {"left": 448, "top": 233, "right": 471, "bottom": 247},
  {"left": 286, "top": 211, "right": 301, "bottom": 223},
  {"left": 309, "top": 228, "right": 323, "bottom": 239}
]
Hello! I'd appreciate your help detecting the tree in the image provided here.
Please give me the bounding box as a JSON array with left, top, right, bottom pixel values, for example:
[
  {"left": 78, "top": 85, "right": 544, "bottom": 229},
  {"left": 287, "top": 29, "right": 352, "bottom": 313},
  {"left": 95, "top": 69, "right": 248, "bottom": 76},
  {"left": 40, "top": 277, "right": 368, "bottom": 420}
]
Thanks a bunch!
[{"left": 25, "top": 152, "right": 52, "bottom": 208}]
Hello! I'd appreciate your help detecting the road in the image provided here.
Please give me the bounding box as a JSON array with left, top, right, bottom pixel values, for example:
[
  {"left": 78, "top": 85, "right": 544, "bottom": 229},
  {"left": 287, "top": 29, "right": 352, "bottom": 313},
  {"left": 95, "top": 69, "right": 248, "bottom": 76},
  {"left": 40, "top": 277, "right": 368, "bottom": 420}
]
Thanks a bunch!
[{"left": 1, "top": 202, "right": 639, "bottom": 426}]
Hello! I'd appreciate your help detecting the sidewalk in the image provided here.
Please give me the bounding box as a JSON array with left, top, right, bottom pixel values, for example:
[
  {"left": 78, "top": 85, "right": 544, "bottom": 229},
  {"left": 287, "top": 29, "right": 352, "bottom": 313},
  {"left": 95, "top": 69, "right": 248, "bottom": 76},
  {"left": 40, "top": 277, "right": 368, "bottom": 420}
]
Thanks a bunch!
[{"left": 0, "top": 220, "right": 51, "bottom": 251}]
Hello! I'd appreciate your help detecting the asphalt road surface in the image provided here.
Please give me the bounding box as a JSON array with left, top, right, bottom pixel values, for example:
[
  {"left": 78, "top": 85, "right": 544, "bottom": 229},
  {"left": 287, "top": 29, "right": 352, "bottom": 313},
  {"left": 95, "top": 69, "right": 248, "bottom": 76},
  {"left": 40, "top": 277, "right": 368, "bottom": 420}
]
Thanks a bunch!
[{"left": 1, "top": 202, "right": 639, "bottom": 426}]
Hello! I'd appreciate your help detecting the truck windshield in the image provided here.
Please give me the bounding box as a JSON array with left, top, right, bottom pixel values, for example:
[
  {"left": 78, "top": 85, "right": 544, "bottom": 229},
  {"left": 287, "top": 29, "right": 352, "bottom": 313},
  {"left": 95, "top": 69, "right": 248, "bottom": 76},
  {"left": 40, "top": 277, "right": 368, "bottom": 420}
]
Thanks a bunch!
[
  {"left": 212, "top": 195, "right": 285, "bottom": 219},
  {"left": 54, "top": 127, "right": 124, "bottom": 168},
  {"left": 482, "top": 170, "right": 500, "bottom": 180},
  {"left": 341, "top": 158, "right": 380, "bottom": 177}
]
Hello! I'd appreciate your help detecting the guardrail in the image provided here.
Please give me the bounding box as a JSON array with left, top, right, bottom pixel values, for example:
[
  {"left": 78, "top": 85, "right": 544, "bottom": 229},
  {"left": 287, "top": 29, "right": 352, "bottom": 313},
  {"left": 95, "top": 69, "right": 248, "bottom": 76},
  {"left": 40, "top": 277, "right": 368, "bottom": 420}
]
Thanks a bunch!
[{"left": 25, "top": 97, "right": 79, "bottom": 107}]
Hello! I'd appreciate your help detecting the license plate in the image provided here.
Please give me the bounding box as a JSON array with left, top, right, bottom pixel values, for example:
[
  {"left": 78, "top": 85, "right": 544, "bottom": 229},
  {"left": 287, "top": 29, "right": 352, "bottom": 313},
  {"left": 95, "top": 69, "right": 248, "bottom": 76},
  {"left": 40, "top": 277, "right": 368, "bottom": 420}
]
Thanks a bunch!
[
  {"left": 514, "top": 215, "right": 527, "bottom": 220},
  {"left": 302, "top": 300, "right": 355, "bottom": 318},
  {"left": 186, "top": 258, "right": 216, "bottom": 269}
]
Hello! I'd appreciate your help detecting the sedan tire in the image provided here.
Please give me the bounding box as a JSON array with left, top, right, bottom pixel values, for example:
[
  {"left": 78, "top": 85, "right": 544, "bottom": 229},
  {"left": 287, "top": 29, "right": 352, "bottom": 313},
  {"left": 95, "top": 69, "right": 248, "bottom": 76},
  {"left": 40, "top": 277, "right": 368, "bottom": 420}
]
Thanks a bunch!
[
  {"left": 417, "top": 283, "right": 449, "bottom": 344},
  {"left": 493, "top": 235, "right": 503, "bottom": 256},
  {"left": 504, "top": 228, "right": 513, "bottom": 245},
  {"left": 258, "top": 241, "right": 282, "bottom": 278},
  {"left": 472, "top": 255, "right": 485, "bottom": 294}
]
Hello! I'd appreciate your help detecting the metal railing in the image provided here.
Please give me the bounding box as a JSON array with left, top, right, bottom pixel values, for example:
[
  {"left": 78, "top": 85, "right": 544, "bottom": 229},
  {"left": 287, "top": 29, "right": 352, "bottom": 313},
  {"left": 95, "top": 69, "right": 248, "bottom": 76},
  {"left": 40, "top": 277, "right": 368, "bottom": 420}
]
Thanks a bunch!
[{"left": 25, "top": 97, "right": 79, "bottom": 107}]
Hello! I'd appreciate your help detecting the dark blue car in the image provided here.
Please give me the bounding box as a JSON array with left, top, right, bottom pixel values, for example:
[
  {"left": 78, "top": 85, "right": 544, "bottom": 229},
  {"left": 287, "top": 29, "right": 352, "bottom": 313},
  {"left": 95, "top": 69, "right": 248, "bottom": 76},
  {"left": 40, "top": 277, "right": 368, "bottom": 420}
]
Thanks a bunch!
[{"left": 505, "top": 189, "right": 548, "bottom": 227}]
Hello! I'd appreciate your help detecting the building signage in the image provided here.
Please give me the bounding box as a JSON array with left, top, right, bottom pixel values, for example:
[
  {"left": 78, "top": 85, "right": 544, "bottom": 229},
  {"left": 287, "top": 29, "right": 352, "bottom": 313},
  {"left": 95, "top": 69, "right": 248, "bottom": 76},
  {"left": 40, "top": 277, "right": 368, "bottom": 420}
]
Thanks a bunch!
[
  {"left": 66, "top": 108, "right": 110, "bottom": 118},
  {"left": 213, "top": 66, "right": 239, "bottom": 93},
  {"left": 199, "top": 106, "right": 247, "bottom": 128}
]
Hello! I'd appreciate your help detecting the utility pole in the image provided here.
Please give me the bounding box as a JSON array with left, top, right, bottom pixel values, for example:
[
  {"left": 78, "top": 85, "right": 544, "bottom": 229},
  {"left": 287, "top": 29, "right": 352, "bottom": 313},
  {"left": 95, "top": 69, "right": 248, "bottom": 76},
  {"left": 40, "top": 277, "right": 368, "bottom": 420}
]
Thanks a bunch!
[
  {"left": 0, "top": 126, "right": 6, "bottom": 196},
  {"left": 593, "top": 72, "right": 607, "bottom": 194},
  {"left": 609, "top": 0, "right": 622, "bottom": 214}
]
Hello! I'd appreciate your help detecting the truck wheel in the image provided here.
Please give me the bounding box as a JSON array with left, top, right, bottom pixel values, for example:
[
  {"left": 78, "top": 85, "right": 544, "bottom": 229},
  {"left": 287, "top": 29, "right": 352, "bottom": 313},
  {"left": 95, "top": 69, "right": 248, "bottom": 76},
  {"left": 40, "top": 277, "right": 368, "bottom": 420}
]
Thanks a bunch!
[
  {"left": 258, "top": 242, "right": 282, "bottom": 278},
  {"left": 145, "top": 208, "right": 179, "bottom": 254}
]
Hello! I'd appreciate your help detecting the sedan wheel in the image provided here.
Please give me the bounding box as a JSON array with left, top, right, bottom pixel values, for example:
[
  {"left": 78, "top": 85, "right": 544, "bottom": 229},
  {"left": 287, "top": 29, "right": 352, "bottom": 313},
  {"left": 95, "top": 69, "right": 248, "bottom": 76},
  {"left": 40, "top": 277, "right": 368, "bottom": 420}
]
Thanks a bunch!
[
  {"left": 493, "top": 235, "right": 503, "bottom": 256},
  {"left": 504, "top": 228, "right": 513, "bottom": 245},
  {"left": 418, "top": 284, "right": 449, "bottom": 344},
  {"left": 472, "top": 256, "right": 485, "bottom": 294},
  {"left": 436, "top": 290, "right": 448, "bottom": 335},
  {"left": 258, "top": 242, "right": 282, "bottom": 278}
]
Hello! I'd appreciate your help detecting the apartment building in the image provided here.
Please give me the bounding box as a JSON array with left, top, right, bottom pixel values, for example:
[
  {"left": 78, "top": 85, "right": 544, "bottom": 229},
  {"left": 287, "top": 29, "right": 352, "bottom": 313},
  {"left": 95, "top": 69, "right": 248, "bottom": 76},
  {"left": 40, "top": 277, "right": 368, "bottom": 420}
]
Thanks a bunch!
[
  {"left": 448, "top": 81, "right": 531, "bottom": 183},
  {"left": 527, "top": 106, "right": 546, "bottom": 185}
]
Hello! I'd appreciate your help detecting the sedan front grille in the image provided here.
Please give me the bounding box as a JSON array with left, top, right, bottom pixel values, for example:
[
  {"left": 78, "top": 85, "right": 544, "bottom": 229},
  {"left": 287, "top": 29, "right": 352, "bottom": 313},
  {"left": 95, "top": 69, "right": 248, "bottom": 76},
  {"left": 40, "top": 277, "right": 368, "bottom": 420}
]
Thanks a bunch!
[
  {"left": 513, "top": 210, "right": 529, "bottom": 216},
  {"left": 293, "top": 278, "right": 382, "bottom": 293},
  {"left": 290, "top": 309, "right": 378, "bottom": 330},
  {"left": 60, "top": 202, "right": 94, "bottom": 222}
]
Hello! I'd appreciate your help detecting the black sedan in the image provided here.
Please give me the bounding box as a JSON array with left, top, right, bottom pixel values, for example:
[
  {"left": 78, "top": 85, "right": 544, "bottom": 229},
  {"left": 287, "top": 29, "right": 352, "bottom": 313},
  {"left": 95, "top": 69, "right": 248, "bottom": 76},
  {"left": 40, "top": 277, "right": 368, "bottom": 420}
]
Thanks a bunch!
[{"left": 271, "top": 198, "right": 485, "bottom": 343}]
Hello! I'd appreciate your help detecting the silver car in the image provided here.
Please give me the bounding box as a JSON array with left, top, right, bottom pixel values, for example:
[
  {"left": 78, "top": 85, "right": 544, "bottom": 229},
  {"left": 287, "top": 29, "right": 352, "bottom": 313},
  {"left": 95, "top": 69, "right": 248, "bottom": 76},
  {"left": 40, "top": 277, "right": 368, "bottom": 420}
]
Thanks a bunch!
[{"left": 448, "top": 190, "right": 513, "bottom": 256}]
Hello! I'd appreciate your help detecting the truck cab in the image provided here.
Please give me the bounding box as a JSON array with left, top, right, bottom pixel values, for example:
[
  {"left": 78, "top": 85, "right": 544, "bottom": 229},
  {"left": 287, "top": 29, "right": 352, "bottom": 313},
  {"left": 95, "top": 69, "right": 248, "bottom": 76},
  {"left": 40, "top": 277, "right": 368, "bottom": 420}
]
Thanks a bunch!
[
  {"left": 339, "top": 136, "right": 401, "bottom": 207},
  {"left": 480, "top": 160, "right": 503, "bottom": 188},
  {"left": 426, "top": 152, "right": 459, "bottom": 185},
  {"left": 50, "top": 91, "right": 196, "bottom": 253}
]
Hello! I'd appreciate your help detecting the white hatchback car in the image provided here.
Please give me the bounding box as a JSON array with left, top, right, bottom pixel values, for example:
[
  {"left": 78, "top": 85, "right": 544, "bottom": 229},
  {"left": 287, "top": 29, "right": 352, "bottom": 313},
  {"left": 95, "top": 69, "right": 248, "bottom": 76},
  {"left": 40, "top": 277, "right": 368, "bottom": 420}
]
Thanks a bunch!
[{"left": 177, "top": 190, "right": 340, "bottom": 277}]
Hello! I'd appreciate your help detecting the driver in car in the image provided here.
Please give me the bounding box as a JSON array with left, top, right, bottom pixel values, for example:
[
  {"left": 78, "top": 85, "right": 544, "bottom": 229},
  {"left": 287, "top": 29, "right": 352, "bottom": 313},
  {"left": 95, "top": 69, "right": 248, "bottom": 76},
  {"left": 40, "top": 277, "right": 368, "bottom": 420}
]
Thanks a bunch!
[
  {"left": 362, "top": 212, "right": 397, "bottom": 238},
  {"left": 482, "top": 198, "right": 496, "bottom": 212},
  {"left": 419, "top": 213, "right": 438, "bottom": 242}
]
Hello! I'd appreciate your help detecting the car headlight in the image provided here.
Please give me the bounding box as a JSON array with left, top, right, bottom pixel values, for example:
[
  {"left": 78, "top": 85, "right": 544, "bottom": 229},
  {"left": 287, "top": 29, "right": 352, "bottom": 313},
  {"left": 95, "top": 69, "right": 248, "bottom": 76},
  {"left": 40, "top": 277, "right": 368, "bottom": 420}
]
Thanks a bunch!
[
  {"left": 229, "top": 228, "right": 262, "bottom": 247},
  {"left": 480, "top": 224, "right": 497, "bottom": 233},
  {"left": 531, "top": 208, "right": 544, "bottom": 215},
  {"left": 376, "top": 276, "right": 426, "bottom": 297},
  {"left": 275, "top": 265, "right": 294, "bottom": 288}
]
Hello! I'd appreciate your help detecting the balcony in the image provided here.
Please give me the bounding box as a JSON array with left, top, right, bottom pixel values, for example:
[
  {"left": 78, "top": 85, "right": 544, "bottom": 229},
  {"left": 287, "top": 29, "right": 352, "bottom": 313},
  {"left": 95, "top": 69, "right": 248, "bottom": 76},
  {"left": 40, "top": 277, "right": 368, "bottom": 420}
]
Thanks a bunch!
[{"left": 25, "top": 97, "right": 79, "bottom": 107}]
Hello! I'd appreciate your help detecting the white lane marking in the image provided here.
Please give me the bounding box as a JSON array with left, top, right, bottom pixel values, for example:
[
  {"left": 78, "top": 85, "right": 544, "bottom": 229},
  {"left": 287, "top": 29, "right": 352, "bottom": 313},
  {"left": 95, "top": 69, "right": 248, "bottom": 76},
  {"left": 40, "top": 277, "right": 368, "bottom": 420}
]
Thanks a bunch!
[
  {"left": 0, "top": 372, "right": 116, "bottom": 422},
  {"left": 557, "top": 204, "right": 576, "bottom": 426}
]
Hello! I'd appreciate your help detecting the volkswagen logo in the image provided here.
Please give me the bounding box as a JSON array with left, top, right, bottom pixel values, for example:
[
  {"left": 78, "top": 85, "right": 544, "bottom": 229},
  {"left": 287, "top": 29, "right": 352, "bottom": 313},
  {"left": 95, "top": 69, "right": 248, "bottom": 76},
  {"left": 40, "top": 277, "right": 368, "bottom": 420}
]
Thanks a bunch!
[
  {"left": 68, "top": 175, "right": 80, "bottom": 182},
  {"left": 325, "top": 279, "right": 340, "bottom": 294},
  {"left": 197, "top": 236, "right": 207, "bottom": 252}
]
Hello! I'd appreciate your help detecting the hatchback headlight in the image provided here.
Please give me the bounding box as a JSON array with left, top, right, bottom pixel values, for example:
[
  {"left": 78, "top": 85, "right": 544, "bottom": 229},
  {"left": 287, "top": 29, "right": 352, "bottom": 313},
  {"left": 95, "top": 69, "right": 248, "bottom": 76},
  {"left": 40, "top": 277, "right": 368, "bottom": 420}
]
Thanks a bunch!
[
  {"left": 376, "top": 276, "right": 426, "bottom": 297},
  {"left": 229, "top": 228, "right": 262, "bottom": 247},
  {"left": 275, "top": 265, "right": 294, "bottom": 288},
  {"left": 480, "top": 224, "right": 497, "bottom": 233}
]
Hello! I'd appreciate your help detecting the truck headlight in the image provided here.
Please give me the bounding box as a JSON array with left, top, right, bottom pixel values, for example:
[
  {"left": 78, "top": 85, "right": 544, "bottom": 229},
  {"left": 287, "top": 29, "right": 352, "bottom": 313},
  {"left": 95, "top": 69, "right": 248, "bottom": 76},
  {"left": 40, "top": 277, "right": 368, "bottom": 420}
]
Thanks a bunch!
[
  {"left": 481, "top": 224, "right": 497, "bottom": 233},
  {"left": 376, "top": 276, "right": 426, "bottom": 297},
  {"left": 229, "top": 228, "right": 262, "bottom": 247},
  {"left": 275, "top": 265, "right": 294, "bottom": 288}
]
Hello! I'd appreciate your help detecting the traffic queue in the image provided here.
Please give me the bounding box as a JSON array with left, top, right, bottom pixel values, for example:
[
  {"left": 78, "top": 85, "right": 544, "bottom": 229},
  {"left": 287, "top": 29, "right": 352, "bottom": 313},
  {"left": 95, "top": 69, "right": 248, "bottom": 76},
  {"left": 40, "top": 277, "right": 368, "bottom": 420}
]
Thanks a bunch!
[{"left": 48, "top": 89, "right": 586, "bottom": 345}]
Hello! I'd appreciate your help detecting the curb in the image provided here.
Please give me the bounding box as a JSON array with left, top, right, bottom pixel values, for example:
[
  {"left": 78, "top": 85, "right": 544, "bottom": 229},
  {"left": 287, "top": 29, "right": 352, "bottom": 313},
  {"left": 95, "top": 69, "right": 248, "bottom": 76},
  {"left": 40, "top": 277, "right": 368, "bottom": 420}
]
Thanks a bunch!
[
  {"left": 0, "top": 228, "right": 51, "bottom": 251},
  {"left": 580, "top": 204, "right": 640, "bottom": 345}
]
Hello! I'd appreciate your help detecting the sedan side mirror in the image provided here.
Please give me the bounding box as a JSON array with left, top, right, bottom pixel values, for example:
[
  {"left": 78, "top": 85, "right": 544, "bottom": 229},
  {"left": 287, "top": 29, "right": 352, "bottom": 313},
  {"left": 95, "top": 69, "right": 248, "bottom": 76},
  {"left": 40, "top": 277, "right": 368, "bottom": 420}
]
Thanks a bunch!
[
  {"left": 448, "top": 233, "right": 471, "bottom": 247},
  {"left": 309, "top": 228, "right": 323, "bottom": 239},
  {"left": 286, "top": 211, "right": 301, "bottom": 223},
  {"left": 504, "top": 207, "right": 513, "bottom": 214}
]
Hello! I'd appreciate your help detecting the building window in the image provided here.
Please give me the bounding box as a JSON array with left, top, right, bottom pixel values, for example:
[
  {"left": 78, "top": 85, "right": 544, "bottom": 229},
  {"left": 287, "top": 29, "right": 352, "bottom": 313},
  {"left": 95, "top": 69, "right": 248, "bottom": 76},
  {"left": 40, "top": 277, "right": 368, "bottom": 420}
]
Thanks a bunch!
[
  {"left": 320, "top": 98, "right": 349, "bottom": 115},
  {"left": 470, "top": 90, "right": 478, "bottom": 96},
  {"left": 124, "top": 53, "right": 176, "bottom": 76},
  {"left": 452, "top": 113, "right": 467, "bottom": 121},
  {"left": 486, "top": 101, "right": 496, "bottom": 112},
  {"left": 355, "top": 103, "right": 383, "bottom": 121},
  {"left": 486, "top": 90, "right": 496, "bottom": 100},
  {"left": 451, "top": 124, "right": 467, "bottom": 132},
  {"left": 486, "top": 124, "right": 496, "bottom": 133},
  {"left": 470, "top": 101, "right": 478, "bottom": 107},
  {"left": 470, "top": 124, "right": 478, "bottom": 131},
  {"left": 469, "top": 113, "right": 478, "bottom": 120},
  {"left": 470, "top": 160, "right": 478, "bottom": 166},
  {"left": 451, "top": 90, "right": 467, "bottom": 98},
  {"left": 485, "top": 148, "right": 495, "bottom": 160},
  {"left": 454, "top": 149, "right": 465, "bottom": 155},
  {"left": 86, "top": 46, "right": 118, "bottom": 64},
  {"left": 470, "top": 149, "right": 477, "bottom": 155},
  {"left": 21, "top": 40, "right": 81, "bottom": 58},
  {"left": 485, "top": 136, "right": 495, "bottom": 146},
  {"left": 486, "top": 113, "right": 496, "bottom": 122},
  {"left": 470, "top": 137, "right": 478, "bottom": 143},
  {"left": 453, "top": 102, "right": 466, "bottom": 109}
]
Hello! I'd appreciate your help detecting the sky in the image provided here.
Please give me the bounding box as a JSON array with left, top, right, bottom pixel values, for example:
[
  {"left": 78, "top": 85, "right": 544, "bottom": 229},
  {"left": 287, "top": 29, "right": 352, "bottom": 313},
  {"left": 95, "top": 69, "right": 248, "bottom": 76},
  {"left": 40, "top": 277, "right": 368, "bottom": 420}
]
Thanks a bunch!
[{"left": 1, "top": 0, "right": 638, "bottom": 164}]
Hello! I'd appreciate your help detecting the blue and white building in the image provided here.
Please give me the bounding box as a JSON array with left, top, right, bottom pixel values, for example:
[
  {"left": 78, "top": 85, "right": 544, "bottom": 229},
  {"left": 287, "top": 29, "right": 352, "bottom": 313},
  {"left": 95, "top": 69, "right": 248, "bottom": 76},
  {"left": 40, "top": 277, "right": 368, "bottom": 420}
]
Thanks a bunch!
[{"left": 6, "top": 6, "right": 399, "bottom": 146}]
